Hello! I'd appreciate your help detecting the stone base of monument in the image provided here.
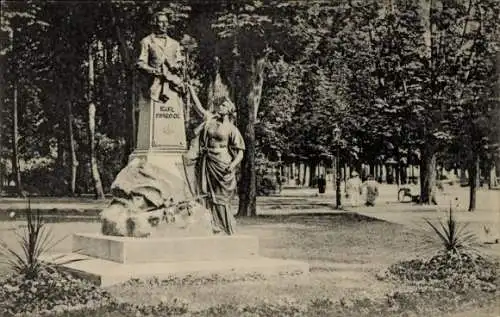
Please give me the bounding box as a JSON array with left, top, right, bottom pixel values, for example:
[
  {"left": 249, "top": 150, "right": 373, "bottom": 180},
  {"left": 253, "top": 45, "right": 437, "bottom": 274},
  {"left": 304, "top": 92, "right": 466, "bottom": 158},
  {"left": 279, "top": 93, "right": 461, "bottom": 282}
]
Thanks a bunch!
[
  {"left": 41, "top": 233, "right": 309, "bottom": 287},
  {"left": 129, "top": 150, "right": 185, "bottom": 174},
  {"left": 129, "top": 150, "right": 188, "bottom": 187}
]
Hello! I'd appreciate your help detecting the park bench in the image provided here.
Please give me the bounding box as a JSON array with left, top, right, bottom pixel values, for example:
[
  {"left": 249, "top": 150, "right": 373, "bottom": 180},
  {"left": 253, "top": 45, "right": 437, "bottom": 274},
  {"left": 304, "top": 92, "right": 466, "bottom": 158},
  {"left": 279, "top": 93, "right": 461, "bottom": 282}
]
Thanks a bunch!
[
  {"left": 398, "top": 187, "right": 420, "bottom": 202},
  {"left": 398, "top": 182, "right": 444, "bottom": 204}
]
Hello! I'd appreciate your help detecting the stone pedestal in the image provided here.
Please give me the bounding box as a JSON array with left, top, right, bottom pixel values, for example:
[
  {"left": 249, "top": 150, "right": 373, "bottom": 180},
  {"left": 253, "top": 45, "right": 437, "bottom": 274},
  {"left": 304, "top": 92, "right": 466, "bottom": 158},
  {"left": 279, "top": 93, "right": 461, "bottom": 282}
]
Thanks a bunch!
[
  {"left": 135, "top": 91, "right": 187, "bottom": 152},
  {"left": 42, "top": 234, "right": 310, "bottom": 287},
  {"left": 128, "top": 150, "right": 189, "bottom": 198},
  {"left": 129, "top": 90, "right": 191, "bottom": 198},
  {"left": 73, "top": 233, "right": 259, "bottom": 263}
]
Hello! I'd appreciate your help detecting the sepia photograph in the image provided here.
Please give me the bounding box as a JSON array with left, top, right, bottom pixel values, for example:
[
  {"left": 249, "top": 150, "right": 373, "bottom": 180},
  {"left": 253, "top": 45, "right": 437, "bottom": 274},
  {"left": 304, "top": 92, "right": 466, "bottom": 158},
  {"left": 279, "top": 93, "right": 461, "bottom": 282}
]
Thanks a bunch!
[{"left": 0, "top": 0, "right": 499, "bottom": 316}]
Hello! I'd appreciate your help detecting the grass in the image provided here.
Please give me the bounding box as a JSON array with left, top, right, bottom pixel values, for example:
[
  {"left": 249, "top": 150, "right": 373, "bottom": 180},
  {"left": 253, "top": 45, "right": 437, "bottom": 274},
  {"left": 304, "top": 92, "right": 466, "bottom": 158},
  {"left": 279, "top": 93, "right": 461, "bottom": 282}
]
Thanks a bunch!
[
  {"left": 0, "top": 202, "right": 68, "bottom": 279},
  {"left": 0, "top": 208, "right": 498, "bottom": 316},
  {"left": 106, "top": 212, "right": 444, "bottom": 310},
  {"left": 441, "top": 301, "right": 500, "bottom": 317}
]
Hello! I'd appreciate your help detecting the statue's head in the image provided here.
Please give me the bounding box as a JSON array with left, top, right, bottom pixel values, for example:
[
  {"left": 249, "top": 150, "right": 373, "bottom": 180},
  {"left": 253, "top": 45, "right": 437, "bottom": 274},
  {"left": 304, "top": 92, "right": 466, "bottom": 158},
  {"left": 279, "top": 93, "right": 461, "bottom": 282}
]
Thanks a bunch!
[
  {"left": 214, "top": 96, "right": 236, "bottom": 117},
  {"left": 152, "top": 10, "right": 169, "bottom": 34}
]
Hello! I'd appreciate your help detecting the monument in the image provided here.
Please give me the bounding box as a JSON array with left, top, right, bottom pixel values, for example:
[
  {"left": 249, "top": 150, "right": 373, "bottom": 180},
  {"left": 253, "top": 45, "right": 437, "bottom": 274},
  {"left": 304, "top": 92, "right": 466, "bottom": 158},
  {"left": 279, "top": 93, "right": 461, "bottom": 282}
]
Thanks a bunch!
[
  {"left": 99, "top": 9, "right": 200, "bottom": 237},
  {"left": 43, "top": 10, "right": 309, "bottom": 286},
  {"left": 131, "top": 9, "right": 187, "bottom": 176}
]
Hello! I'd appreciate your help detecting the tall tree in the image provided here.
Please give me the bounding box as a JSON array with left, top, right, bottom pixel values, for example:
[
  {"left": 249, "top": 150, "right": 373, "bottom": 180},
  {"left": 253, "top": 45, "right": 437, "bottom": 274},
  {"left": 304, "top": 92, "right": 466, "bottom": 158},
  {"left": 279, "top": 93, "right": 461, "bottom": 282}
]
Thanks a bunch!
[
  {"left": 212, "top": 0, "right": 340, "bottom": 215},
  {"left": 1, "top": 1, "right": 48, "bottom": 196},
  {"left": 335, "top": 0, "right": 499, "bottom": 204},
  {"left": 88, "top": 43, "right": 105, "bottom": 199},
  {"left": 66, "top": 82, "right": 78, "bottom": 196},
  {"left": 212, "top": 2, "right": 272, "bottom": 216},
  {"left": 11, "top": 82, "right": 21, "bottom": 195}
]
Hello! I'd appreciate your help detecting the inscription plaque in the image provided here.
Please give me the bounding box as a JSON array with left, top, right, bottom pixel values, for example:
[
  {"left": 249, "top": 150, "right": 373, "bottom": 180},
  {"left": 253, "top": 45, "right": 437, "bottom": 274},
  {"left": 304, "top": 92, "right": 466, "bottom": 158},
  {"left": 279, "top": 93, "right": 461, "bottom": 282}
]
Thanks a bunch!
[{"left": 152, "top": 98, "right": 186, "bottom": 149}]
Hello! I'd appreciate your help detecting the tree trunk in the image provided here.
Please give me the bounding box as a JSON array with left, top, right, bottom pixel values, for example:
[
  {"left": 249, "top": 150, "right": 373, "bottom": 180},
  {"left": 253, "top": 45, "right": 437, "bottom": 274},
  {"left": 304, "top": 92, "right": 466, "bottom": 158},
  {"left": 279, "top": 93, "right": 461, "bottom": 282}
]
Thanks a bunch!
[
  {"left": 56, "top": 132, "right": 66, "bottom": 171},
  {"left": 0, "top": 54, "right": 4, "bottom": 192},
  {"left": 12, "top": 83, "right": 22, "bottom": 196},
  {"left": 401, "top": 166, "right": 407, "bottom": 184},
  {"left": 88, "top": 45, "right": 105, "bottom": 199},
  {"left": 55, "top": 112, "right": 66, "bottom": 192},
  {"left": 468, "top": 154, "right": 479, "bottom": 211},
  {"left": 308, "top": 161, "right": 316, "bottom": 187},
  {"left": 120, "top": 70, "right": 135, "bottom": 168},
  {"left": 395, "top": 147, "right": 401, "bottom": 186},
  {"left": 419, "top": 0, "right": 432, "bottom": 59},
  {"left": 67, "top": 88, "right": 78, "bottom": 196},
  {"left": 419, "top": 147, "right": 437, "bottom": 204},
  {"left": 109, "top": 5, "right": 135, "bottom": 167},
  {"left": 50, "top": 62, "right": 65, "bottom": 176},
  {"left": 88, "top": 103, "right": 104, "bottom": 199},
  {"left": 302, "top": 163, "right": 307, "bottom": 186},
  {"left": 354, "top": 162, "right": 362, "bottom": 179},
  {"left": 343, "top": 163, "right": 347, "bottom": 188},
  {"left": 236, "top": 55, "right": 266, "bottom": 217},
  {"left": 333, "top": 157, "right": 338, "bottom": 190}
]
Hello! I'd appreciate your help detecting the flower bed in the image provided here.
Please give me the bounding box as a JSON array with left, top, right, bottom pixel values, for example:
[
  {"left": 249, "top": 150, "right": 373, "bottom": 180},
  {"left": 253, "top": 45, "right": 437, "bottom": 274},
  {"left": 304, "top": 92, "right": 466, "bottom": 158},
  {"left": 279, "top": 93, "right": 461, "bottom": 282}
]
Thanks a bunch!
[
  {"left": 385, "top": 251, "right": 498, "bottom": 293},
  {"left": 0, "top": 267, "right": 114, "bottom": 317}
]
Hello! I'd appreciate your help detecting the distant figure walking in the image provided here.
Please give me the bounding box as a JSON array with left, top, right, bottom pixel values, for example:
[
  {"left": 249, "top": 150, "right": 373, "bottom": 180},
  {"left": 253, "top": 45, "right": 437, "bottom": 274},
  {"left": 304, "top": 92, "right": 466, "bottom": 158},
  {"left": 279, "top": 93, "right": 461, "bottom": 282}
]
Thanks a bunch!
[
  {"left": 361, "top": 175, "right": 379, "bottom": 206},
  {"left": 318, "top": 174, "right": 326, "bottom": 194},
  {"left": 275, "top": 171, "right": 282, "bottom": 193},
  {"left": 430, "top": 183, "right": 440, "bottom": 205},
  {"left": 346, "top": 171, "right": 362, "bottom": 207}
]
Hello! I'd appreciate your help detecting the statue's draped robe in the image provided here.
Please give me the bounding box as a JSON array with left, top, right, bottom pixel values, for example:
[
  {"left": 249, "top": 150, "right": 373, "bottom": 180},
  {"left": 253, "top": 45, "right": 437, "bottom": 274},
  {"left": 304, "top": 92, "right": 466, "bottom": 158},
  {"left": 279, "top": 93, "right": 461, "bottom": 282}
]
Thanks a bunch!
[{"left": 192, "top": 117, "right": 245, "bottom": 235}]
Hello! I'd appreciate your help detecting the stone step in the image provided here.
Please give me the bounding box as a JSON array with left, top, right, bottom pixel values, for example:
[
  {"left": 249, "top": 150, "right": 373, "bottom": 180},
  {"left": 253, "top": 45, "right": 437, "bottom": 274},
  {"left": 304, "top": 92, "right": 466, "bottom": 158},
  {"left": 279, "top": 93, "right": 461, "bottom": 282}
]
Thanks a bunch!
[
  {"left": 73, "top": 233, "right": 260, "bottom": 264},
  {"left": 41, "top": 253, "right": 310, "bottom": 287}
]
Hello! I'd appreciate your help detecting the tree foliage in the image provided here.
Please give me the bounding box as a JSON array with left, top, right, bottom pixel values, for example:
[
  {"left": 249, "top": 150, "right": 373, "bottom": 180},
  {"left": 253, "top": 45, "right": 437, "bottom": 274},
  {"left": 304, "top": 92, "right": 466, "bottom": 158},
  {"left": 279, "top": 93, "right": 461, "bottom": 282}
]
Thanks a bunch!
[{"left": 0, "top": 0, "right": 498, "bottom": 212}]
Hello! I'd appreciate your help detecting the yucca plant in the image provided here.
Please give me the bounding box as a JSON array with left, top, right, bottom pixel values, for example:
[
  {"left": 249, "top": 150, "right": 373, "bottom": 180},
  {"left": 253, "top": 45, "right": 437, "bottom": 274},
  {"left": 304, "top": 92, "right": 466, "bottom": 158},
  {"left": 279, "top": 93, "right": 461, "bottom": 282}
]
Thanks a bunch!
[
  {"left": 424, "top": 203, "right": 480, "bottom": 257},
  {"left": 0, "top": 200, "right": 65, "bottom": 280}
]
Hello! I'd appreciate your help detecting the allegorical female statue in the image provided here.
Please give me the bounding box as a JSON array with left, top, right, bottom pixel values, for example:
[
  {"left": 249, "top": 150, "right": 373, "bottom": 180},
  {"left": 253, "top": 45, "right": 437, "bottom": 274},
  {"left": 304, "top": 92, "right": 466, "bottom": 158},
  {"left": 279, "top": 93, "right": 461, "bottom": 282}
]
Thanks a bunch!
[{"left": 185, "top": 85, "right": 245, "bottom": 235}]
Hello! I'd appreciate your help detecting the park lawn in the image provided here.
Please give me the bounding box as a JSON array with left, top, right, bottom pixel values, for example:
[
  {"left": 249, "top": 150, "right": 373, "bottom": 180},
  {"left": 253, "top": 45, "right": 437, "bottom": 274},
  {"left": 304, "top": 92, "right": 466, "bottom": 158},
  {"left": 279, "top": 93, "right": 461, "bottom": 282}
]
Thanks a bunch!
[
  {"left": 0, "top": 210, "right": 497, "bottom": 316},
  {"left": 105, "top": 212, "right": 443, "bottom": 310}
]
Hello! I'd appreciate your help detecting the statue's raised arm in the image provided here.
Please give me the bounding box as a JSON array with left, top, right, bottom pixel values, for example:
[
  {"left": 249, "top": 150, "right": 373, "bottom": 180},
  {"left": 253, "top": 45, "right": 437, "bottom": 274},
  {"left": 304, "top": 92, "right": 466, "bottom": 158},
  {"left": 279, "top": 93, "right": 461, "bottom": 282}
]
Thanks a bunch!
[{"left": 188, "top": 84, "right": 211, "bottom": 120}]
